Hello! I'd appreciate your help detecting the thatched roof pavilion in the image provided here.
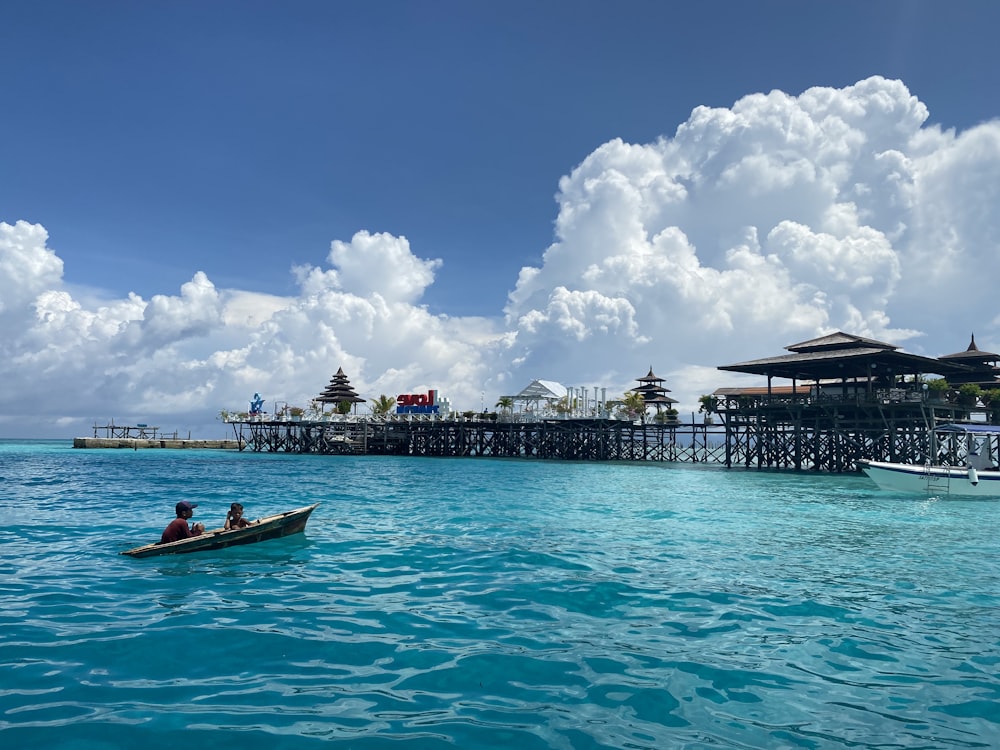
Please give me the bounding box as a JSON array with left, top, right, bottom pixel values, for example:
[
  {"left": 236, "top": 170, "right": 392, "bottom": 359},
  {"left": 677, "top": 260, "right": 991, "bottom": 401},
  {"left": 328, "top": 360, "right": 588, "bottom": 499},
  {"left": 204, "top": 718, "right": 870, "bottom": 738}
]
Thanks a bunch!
[
  {"left": 632, "top": 366, "right": 677, "bottom": 410},
  {"left": 316, "top": 367, "right": 366, "bottom": 405},
  {"left": 718, "top": 332, "right": 972, "bottom": 392},
  {"left": 938, "top": 334, "right": 1000, "bottom": 388}
]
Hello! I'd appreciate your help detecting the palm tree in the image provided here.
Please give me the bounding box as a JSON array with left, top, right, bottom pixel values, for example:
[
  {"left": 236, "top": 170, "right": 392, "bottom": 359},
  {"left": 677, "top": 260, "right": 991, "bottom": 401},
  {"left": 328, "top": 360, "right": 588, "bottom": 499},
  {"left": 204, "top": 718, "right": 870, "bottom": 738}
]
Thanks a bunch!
[
  {"left": 371, "top": 394, "right": 396, "bottom": 417},
  {"left": 621, "top": 391, "right": 647, "bottom": 423},
  {"left": 495, "top": 396, "right": 514, "bottom": 415}
]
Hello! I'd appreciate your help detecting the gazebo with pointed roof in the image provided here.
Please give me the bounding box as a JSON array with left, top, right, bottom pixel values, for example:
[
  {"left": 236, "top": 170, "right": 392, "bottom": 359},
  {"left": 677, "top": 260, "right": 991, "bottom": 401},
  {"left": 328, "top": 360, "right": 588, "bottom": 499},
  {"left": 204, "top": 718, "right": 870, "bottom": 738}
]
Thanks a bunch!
[
  {"left": 718, "top": 331, "right": 973, "bottom": 392},
  {"left": 316, "top": 367, "right": 366, "bottom": 407},
  {"left": 631, "top": 366, "right": 677, "bottom": 410},
  {"left": 938, "top": 334, "right": 1000, "bottom": 388}
]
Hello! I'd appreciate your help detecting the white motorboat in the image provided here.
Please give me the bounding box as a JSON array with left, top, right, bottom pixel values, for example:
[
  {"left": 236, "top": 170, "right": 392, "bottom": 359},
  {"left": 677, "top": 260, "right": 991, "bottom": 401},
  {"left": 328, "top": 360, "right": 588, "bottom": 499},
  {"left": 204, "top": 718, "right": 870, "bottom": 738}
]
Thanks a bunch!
[
  {"left": 858, "top": 459, "right": 1000, "bottom": 497},
  {"left": 859, "top": 423, "right": 1000, "bottom": 497}
]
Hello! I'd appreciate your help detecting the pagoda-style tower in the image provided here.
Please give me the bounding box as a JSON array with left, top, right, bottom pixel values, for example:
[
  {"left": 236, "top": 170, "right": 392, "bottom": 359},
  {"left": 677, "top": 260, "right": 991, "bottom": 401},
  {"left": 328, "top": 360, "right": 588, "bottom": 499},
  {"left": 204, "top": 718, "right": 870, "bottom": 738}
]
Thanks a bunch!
[
  {"left": 938, "top": 334, "right": 1000, "bottom": 388},
  {"left": 631, "top": 366, "right": 677, "bottom": 412},
  {"left": 316, "top": 367, "right": 367, "bottom": 409}
]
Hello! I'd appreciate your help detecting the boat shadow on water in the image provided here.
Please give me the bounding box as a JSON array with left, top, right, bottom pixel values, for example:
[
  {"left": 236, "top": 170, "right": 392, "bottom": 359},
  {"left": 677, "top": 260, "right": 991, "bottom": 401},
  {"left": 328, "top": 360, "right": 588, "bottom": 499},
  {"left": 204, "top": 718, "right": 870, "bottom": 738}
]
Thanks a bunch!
[{"left": 147, "top": 535, "right": 316, "bottom": 580}]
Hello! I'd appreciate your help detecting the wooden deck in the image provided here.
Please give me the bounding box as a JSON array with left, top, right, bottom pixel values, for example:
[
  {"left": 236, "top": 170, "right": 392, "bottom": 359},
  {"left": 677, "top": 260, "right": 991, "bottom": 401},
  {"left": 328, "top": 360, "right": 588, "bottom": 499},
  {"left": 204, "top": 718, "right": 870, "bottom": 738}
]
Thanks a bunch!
[
  {"left": 226, "top": 391, "right": 993, "bottom": 473},
  {"left": 229, "top": 416, "right": 725, "bottom": 463}
]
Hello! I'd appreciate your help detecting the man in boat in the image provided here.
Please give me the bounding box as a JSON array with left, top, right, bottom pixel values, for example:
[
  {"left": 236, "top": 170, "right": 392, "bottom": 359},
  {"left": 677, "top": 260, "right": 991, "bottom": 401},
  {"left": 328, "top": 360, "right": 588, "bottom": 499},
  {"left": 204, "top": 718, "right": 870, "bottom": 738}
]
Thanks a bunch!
[{"left": 160, "top": 501, "right": 206, "bottom": 544}]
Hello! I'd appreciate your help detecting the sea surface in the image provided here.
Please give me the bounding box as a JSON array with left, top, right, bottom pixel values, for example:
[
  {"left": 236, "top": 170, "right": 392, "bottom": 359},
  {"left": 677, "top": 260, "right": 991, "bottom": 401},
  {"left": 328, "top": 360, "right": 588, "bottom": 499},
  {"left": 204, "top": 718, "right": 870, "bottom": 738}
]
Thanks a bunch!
[{"left": 1, "top": 440, "right": 998, "bottom": 749}]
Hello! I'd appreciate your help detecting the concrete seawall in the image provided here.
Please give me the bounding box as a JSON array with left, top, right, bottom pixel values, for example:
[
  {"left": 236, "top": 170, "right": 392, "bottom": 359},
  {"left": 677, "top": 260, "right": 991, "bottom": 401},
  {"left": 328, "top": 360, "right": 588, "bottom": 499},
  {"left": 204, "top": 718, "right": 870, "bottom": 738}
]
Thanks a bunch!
[{"left": 73, "top": 437, "right": 243, "bottom": 450}]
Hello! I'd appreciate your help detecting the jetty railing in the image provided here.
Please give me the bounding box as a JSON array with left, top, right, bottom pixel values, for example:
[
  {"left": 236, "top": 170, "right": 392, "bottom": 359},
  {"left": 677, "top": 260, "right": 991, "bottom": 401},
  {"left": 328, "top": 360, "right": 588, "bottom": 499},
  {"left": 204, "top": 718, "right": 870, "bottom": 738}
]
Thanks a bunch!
[
  {"left": 228, "top": 415, "right": 727, "bottom": 463},
  {"left": 226, "top": 390, "right": 994, "bottom": 472},
  {"left": 91, "top": 422, "right": 178, "bottom": 440}
]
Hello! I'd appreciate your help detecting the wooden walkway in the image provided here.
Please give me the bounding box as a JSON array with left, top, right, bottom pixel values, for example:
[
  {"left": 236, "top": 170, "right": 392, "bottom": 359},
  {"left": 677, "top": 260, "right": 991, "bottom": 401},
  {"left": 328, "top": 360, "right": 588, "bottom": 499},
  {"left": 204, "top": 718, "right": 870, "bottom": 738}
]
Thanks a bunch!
[
  {"left": 717, "top": 390, "right": 971, "bottom": 471},
  {"left": 231, "top": 417, "right": 726, "bottom": 463},
  {"left": 228, "top": 391, "right": 994, "bottom": 473}
]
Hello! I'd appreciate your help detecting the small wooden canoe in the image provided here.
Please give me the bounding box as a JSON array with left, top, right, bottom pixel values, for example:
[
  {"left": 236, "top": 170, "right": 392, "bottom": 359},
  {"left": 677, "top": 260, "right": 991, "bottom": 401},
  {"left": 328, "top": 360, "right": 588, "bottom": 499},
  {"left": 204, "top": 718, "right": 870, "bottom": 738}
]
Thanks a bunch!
[{"left": 121, "top": 503, "right": 319, "bottom": 558}]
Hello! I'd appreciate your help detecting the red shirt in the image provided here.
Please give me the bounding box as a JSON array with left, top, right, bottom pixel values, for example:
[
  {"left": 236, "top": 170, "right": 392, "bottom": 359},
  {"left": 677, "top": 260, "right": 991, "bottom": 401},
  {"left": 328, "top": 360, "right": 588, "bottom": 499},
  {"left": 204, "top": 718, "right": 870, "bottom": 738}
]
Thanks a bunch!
[{"left": 160, "top": 517, "right": 196, "bottom": 544}]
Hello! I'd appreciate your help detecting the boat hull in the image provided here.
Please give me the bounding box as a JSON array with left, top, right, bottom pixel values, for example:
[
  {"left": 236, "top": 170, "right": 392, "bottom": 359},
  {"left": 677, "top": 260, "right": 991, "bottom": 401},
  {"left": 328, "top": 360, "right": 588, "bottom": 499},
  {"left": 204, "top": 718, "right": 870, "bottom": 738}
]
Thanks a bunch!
[
  {"left": 121, "top": 503, "right": 319, "bottom": 558},
  {"left": 859, "top": 461, "right": 1000, "bottom": 497}
]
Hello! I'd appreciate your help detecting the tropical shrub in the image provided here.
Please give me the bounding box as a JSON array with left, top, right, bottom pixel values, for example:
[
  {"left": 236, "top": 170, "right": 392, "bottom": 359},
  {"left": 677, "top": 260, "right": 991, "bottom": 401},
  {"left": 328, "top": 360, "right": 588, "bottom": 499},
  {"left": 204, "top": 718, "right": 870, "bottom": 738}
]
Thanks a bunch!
[
  {"left": 957, "top": 383, "right": 983, "bottom": 406},
  {"left": 698, "top": 394, "right": 719, "bottom": 413},
  {"left": 926, "top": 378, "right": 950, "bottom": 399}
]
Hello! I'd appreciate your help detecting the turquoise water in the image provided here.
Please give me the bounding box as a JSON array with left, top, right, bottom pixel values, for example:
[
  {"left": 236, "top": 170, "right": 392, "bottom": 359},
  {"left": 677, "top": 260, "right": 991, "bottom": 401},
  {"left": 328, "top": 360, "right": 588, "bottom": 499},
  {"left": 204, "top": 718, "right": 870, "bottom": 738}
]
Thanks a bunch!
[{"left": 1, "top": 441, "right": 998, "bottom": 749}]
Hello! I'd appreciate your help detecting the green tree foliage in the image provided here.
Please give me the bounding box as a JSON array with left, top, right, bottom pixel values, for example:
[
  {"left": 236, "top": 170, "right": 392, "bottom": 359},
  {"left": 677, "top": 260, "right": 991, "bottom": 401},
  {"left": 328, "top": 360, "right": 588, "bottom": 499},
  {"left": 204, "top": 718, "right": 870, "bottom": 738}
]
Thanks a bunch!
[
  {"left": 926, "top": 378, "right": 950, "bottom": 399},
  {"left": 620, "top": 391, "right": 647, "bottom": 422},
  {"left": 371, "top": 394, "right": 396, "bottom": 416},
  {"left": 957, "top": 383, "right": 983, "bottom": 406},
  {"left": 698, "top": 394, "right": 719, "bottom": 413}
]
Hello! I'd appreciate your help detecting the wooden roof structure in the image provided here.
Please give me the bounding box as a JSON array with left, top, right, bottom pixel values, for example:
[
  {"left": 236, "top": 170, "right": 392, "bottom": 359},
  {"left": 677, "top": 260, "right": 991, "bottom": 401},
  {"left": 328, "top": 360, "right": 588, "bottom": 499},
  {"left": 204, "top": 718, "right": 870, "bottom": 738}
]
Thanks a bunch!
[
  {"left": 316, "top": 367, "right": 366, "bottom": 404},
  {"left": 631, "top": 366, "right": 677, "bottom": 408},
  {"left": 938, "top": 334, "right": 1000, "bottom": 387},
  {"left": 718, "top": 331, "right": 973, "bottom": 383},
  {"left": 939, "top": 334, "right": 998, "bottom": 363}
]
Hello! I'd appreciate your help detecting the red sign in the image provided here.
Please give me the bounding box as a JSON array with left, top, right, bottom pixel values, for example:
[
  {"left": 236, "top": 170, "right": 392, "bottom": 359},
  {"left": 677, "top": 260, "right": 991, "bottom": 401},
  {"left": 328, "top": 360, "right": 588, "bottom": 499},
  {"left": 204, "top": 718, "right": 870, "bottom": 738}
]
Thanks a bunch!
[{"left": 396, "top": 390, "right": 438, "bottom": 414}]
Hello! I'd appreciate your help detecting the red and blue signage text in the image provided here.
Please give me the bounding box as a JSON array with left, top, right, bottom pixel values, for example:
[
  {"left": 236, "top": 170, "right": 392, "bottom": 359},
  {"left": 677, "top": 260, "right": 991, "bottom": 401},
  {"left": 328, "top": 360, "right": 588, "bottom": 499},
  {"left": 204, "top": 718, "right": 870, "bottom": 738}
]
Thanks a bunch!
[{"left": 396, "top": 390, "right": 439, "bottom": 414}]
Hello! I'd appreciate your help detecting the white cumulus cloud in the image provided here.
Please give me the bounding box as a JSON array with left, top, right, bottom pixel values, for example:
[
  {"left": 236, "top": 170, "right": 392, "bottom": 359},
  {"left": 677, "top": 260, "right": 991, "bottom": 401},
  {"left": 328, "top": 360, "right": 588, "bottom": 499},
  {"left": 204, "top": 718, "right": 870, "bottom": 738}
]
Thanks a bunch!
[{"left": 4, "top": 76, "right": 1000, "bottom": 437}]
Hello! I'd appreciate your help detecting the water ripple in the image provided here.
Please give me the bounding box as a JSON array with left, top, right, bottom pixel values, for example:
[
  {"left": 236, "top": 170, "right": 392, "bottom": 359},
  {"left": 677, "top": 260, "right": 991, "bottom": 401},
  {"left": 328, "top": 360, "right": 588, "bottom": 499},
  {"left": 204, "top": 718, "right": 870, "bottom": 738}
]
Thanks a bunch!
[{"left": 2, "top": 444, "right": 999, "bottom": 748}]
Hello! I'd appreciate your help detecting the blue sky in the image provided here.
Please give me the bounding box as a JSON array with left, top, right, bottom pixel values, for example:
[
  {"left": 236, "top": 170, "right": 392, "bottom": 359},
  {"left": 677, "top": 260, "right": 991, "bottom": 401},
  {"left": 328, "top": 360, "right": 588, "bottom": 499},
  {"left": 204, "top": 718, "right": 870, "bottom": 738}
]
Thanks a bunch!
[
  {"left": 6, "top": 1, "right": 997, "bottom": 314},
  {"left": 3, "top": 1, "right": 1000, "bottom": 437}
]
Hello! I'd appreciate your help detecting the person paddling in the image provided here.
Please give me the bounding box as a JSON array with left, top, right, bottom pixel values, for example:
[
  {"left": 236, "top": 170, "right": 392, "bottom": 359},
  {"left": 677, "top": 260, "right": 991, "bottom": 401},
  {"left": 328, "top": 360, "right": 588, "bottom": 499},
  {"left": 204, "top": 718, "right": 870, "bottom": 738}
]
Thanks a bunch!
[{"left": 160, "top": 501, "right": 205, "bottom": 544}]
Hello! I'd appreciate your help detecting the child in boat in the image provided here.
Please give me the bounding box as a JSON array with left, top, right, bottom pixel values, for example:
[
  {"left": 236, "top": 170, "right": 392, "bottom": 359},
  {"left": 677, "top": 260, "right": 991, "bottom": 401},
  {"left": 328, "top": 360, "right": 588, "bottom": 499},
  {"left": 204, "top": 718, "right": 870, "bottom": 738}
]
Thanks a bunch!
[
  {"left": 160, "top": 501, "right": 205, "bottom": 544},
  {"left": 225, "top": 502, "right": 253, "bottom": 530}
]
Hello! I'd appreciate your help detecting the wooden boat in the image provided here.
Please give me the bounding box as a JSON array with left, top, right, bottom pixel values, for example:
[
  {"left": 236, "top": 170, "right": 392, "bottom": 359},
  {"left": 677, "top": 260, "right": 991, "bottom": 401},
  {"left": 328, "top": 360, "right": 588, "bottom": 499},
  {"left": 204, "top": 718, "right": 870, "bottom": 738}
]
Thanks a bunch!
[
  {"left": 121, "top": 503, "right": 319, "bottom": 558},
  {"left": 859, "top": 423, "right": 1000, "bottom": 497}
]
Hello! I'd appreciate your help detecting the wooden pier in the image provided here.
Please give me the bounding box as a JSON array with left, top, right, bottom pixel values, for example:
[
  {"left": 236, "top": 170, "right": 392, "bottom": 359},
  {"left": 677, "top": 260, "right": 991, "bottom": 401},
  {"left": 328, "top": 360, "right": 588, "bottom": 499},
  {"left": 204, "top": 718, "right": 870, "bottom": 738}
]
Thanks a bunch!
[
  {"left": 227, "top": 392, "right": 989, "bottom": 473},
  {"left": 229, "top": 416, "right": 726, "bottom": 463},
  {"left": 89, "top": 329, "right": 993, "bottom": 470},
  {"left": 714, "top": 388, "right": 980, "bottom": 471}
]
